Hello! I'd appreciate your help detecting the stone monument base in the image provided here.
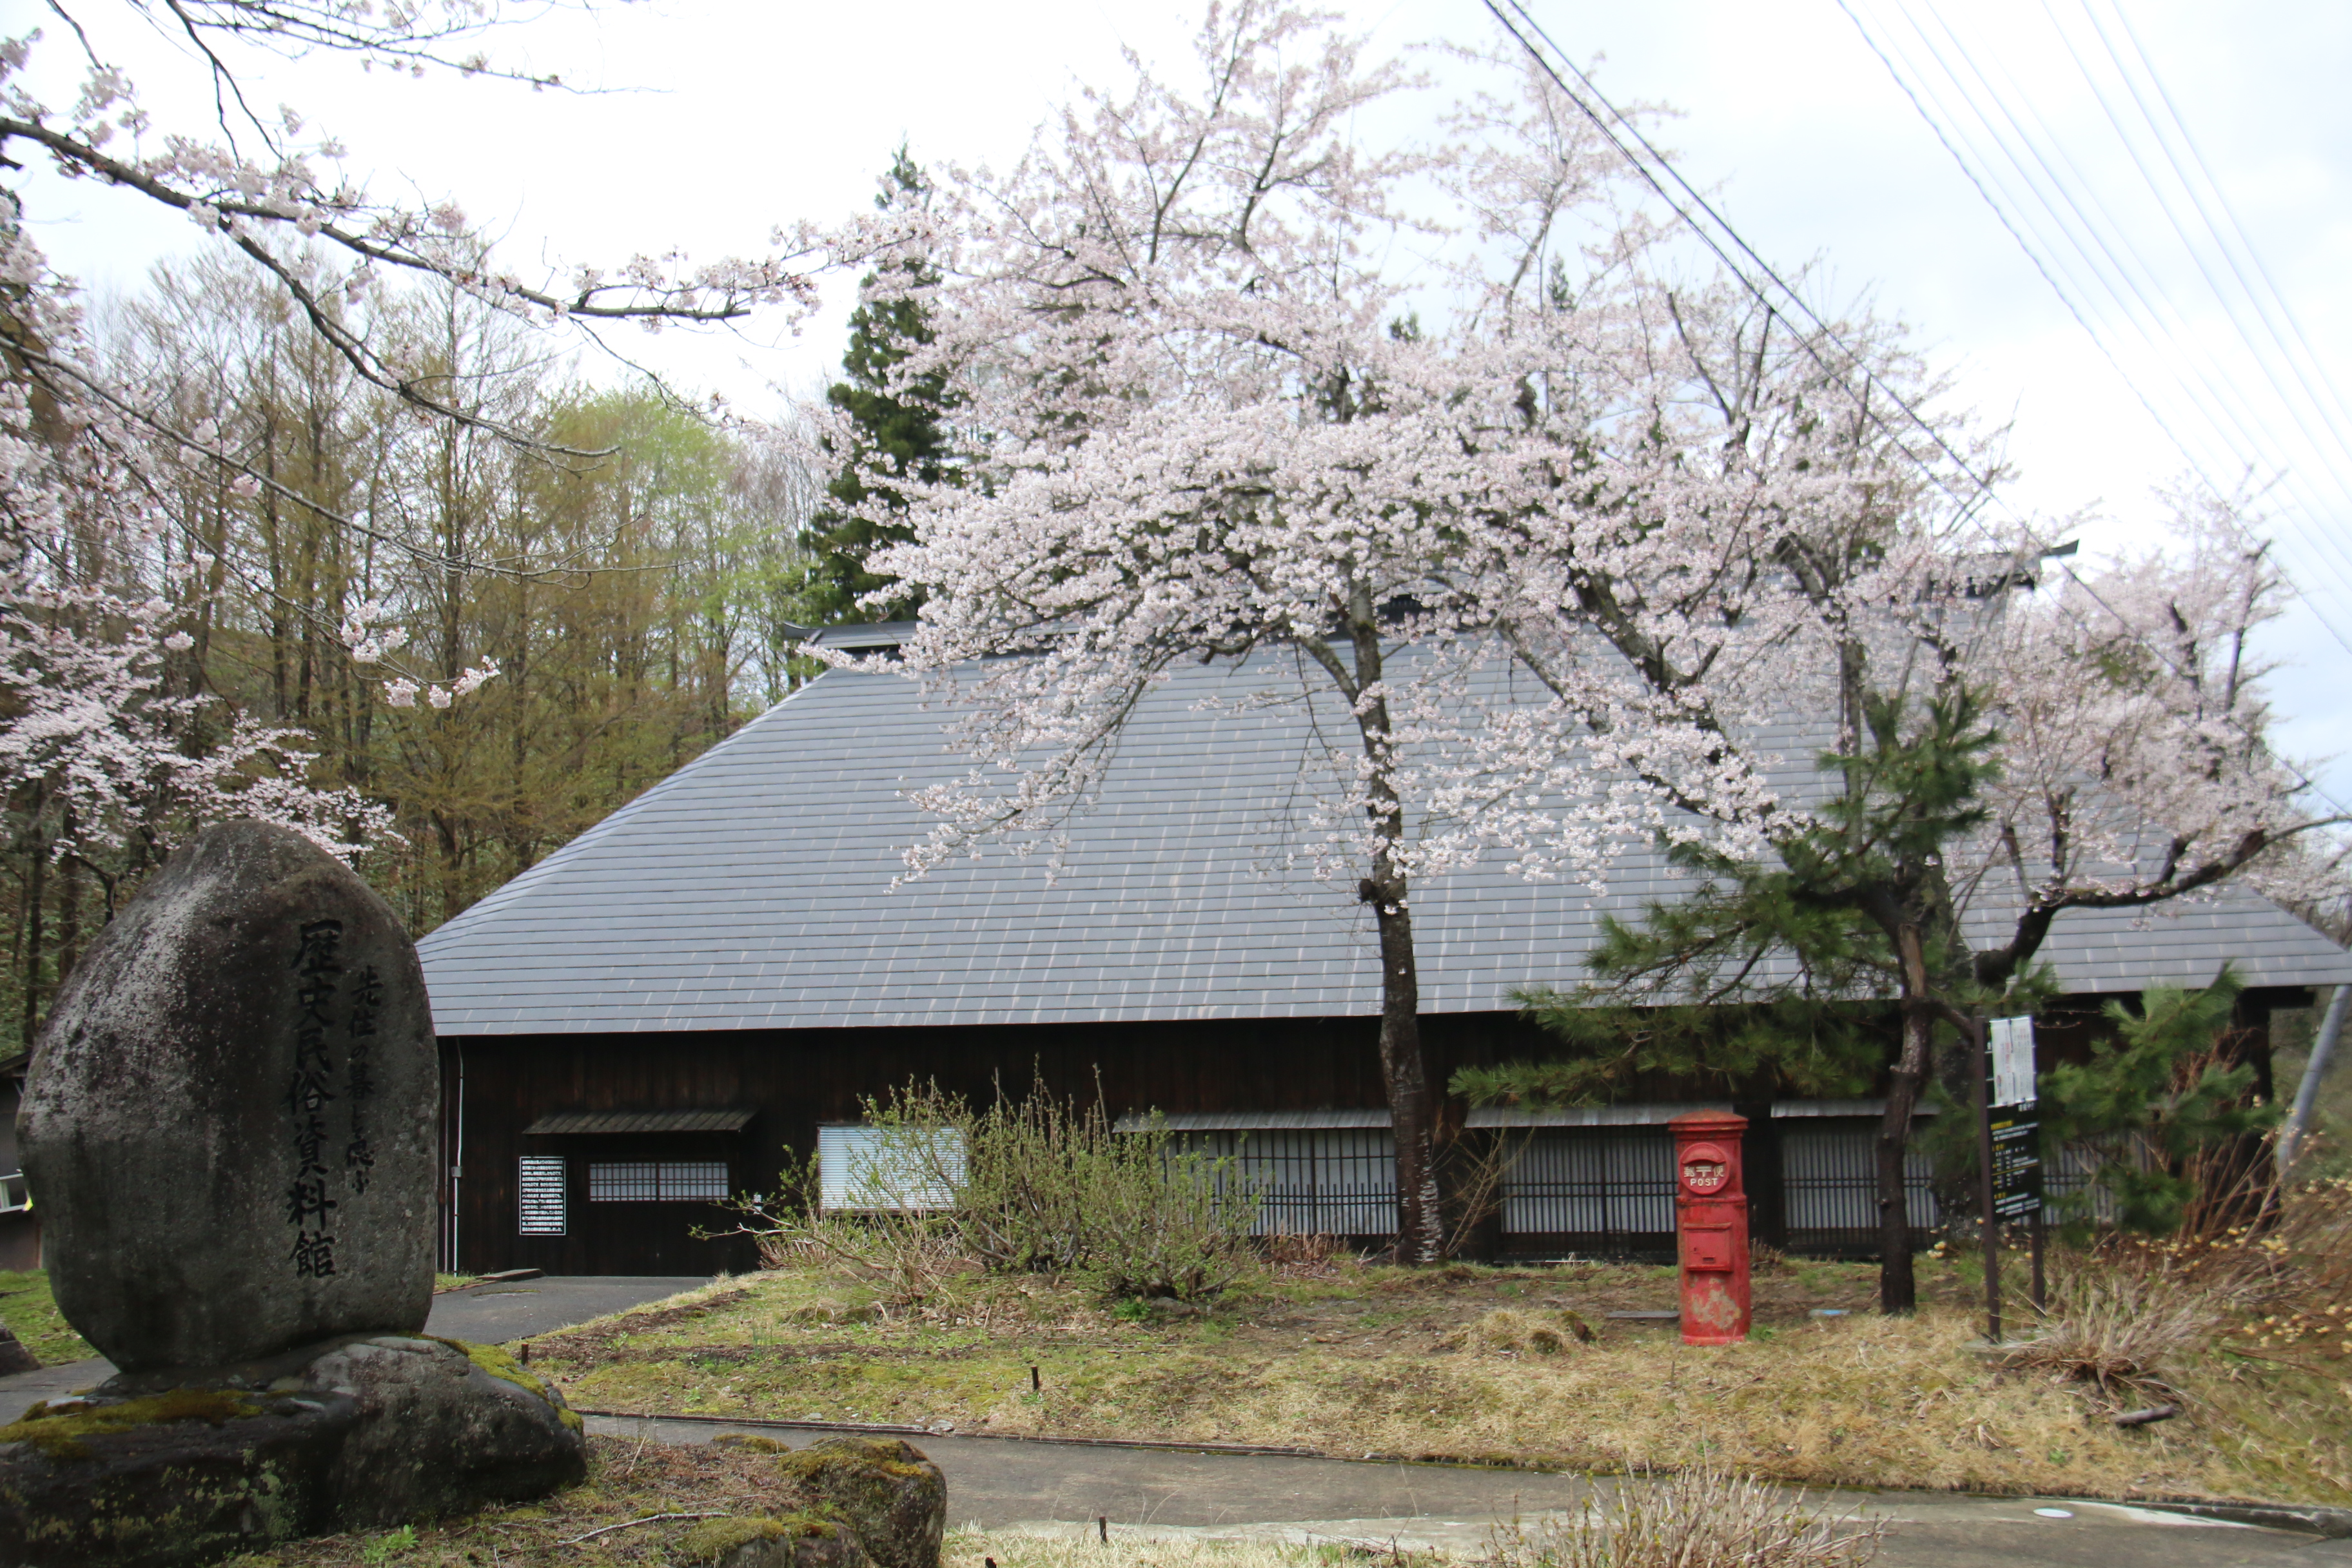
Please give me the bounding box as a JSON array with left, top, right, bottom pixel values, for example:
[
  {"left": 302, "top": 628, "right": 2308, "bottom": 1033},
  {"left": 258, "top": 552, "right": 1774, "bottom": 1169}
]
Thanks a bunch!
[{"left": 0, "top": 1333, "right": 586, "bottom": 1567}]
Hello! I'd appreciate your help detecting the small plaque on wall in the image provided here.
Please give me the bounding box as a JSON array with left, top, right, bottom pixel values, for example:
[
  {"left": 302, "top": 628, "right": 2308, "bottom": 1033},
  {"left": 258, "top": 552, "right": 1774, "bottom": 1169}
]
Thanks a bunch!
[{"left": 518, "top": 1155, "right": 567, "bottom": 1236}]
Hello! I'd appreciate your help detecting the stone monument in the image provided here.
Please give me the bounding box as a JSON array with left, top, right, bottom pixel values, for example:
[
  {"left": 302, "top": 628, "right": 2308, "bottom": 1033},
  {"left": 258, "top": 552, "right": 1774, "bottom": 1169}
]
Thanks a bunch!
[{"left": 0, "top": 820, "right": 585, "bottom": 1567}]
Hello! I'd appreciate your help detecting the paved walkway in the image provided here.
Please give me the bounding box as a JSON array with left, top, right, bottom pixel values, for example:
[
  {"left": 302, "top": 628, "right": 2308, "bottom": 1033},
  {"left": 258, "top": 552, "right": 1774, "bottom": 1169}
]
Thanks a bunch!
[
  {"left": 421, "top": 1274, "right": 711, "bottom": 1344},
  {"left": 0, "top": 1273, "right": 712, "bottom": 1416},
  {"left": 591, "top": 1413, "right": 2350, "bottom": 1568}
]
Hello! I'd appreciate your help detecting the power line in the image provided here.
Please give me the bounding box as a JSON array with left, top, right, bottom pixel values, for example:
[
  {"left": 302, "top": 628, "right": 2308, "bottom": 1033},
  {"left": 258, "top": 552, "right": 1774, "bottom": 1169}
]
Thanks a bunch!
[
  {"left": 1478, "top": 0, "right": 2351, "bottom": 819},
  {"left": 1854, "top": 0, "right": 2352, "bottom": 625},
  {"left": 2028, "top": 1, "right": 2352, "bottom": 510},
  {"left": 2073, "top": 0, "right": 2352, "bottom": 458}
]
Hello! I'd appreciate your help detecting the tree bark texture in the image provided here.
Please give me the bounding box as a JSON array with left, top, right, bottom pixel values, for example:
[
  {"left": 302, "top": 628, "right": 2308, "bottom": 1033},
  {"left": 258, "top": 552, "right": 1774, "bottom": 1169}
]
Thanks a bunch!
[
  {"left": 1875, "top": 922, "right": 1936, "bottom": 1315},
  {"left": 1372, "top": 890, "right": 1440, "bottom": 1263},
  {"left": 1342, "top": 602, "right": 1444, "bottom": 1264}
]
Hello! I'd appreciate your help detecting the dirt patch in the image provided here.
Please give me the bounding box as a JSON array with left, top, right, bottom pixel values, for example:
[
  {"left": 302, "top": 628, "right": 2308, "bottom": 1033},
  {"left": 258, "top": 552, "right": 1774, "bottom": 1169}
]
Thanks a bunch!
[{"left": 530, "top": 1286, "right": 756, "bottom": 1367}]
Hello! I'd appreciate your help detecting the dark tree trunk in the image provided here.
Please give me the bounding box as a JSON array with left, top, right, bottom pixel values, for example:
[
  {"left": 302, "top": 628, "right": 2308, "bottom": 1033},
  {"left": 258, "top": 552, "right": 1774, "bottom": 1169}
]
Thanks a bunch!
[
  {"left": 1876, "top": 921, "right": 1937, "bottom": 1315},
  {"left": 54, "top": 806, "right": 79, "bottom": 994},
  {"left": 20, "top": 808, "right": 43, "bottom": 1048},
  {"left": 1875, "top": 1012, "right": 1927, "bottom": 1314},
  {"left": 1371, "top": 887, "right": 1440, "bottom": 1263},
  {"left": 1329, "top": 596, "right": 1446, "bottom": 1265},
  {"left": 1735, "top": 1099, "right": 1786, "bottom": 1251}
]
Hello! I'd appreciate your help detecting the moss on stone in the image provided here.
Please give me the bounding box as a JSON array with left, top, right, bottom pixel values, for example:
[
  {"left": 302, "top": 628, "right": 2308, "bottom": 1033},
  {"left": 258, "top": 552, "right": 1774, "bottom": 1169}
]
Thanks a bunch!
[
  {"left": 425, "top": 1336, "right": 585, "bottom": 1433},
  {"left": 778, "top": 1438, "right": 927, "bottom": 1486},
  {"left": 713, "top": 1433, "right": 792, "bottom": 1454},
  {"left": 681, "top": 1513, "right": 840, "bottom": 1563},
  {"left": 0, "top": 1388, "right": 264, "bottom": 1462}
]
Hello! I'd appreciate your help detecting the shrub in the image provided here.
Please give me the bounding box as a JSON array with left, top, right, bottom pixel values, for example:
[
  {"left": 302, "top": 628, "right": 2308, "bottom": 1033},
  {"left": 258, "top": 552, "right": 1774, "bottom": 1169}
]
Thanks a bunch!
[
  {"left": 712, "top": 1079, "right": 1260, "bottom": 1304},
  {"left": 1490, "top": 1467, "right": 1883, "bottom": 1568},
  {"left": 944, "top": 1079, "right": 1260, "bottom": 1300},
  {"left": 2039, "top": 970, "right": 2278, "bottom": 1234},
  {"left": 698, "top": 1148, "right": 970, "bottom": 1311}
]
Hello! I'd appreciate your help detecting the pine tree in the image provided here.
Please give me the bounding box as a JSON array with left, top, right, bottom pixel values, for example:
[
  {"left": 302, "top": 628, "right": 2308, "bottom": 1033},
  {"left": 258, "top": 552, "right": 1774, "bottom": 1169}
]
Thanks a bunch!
[
  {"left": 1458, "top": 686, "right": 2057, "bottom": 1311},
  {"left": 802, "top": 150, "right": 956, "bottom": 625}
]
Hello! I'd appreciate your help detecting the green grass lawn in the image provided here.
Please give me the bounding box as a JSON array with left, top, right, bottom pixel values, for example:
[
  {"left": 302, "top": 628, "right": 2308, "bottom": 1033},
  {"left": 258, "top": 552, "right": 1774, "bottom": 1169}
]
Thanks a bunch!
[{"left": 0, "top": 1270, "right": 97, "bottom": 1366}]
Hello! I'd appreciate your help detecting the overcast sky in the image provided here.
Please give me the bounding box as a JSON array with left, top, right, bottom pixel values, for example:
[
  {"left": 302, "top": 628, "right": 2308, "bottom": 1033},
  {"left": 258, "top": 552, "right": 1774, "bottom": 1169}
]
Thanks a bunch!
[{"left": 17, "top": 0, "right": 2352, "bottom": 794}]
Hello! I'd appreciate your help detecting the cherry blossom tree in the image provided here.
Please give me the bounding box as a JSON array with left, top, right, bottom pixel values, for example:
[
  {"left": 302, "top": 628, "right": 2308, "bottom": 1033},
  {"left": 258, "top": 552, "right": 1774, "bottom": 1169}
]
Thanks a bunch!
[
  {"left": 820, "top": 3, "right": 1959, "bottom": 1261},
  {"left": 1483, "top": 495, "right": 2344, "bottom": 1308},
  {"left": 1, "top": 218, "right": 396, "bottom": 1040},
  {"left": 830, "top": 3, "right": 2347, "bottom": 1271}
]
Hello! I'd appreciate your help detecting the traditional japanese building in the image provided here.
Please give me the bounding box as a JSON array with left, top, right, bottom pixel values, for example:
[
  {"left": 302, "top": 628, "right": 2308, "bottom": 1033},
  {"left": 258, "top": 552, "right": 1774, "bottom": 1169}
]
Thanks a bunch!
[{"left": 418, "top": 627, "right": 2351, "bottom": 1275}]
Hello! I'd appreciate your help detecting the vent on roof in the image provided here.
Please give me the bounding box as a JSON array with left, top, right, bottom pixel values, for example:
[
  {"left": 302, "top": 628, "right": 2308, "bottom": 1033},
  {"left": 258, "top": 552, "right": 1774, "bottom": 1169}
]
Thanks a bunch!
[
  {"left": 807, "top": 620, "right": 918, "bottom": 655},
  {"left": 522, "top": 1108, "right": 755, "bottom": 1135}
]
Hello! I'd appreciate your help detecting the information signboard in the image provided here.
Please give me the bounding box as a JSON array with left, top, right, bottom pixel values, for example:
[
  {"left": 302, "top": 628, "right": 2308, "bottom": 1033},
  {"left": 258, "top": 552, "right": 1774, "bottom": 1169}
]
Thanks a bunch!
[{"left": 1989, "top": 1108, "right": 2042, "bottom": 1222}]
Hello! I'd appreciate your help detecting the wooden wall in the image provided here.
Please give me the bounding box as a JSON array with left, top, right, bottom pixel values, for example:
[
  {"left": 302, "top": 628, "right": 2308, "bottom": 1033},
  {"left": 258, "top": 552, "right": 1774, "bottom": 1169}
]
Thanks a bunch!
[{"left": 435, "top": 992, "right": 2295, "bottom": 1277}]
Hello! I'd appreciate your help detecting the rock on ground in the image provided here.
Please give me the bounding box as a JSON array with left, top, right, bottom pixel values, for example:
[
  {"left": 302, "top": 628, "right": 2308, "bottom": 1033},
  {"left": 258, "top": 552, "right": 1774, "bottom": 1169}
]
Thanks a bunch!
[
  {"left": 681, "top": 1513, "right": 872, "bottom": 1568},
  {"left": 0, "top": 1333, "right": 584, "bottom": 1568},
  {"left": 20, "top": 819, "right": 437, "bottom": 1372},
  {"left": 776, "top": 1436, "right": 947, "bottom": 1568},
  {"left": 680, "top": 1436, "right": 948, "bottom": 1568}
]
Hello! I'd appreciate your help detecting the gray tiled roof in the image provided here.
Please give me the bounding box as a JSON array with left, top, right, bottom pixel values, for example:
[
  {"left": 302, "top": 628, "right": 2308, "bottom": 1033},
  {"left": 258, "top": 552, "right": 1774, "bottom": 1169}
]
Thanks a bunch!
[{"left": 417, "top": 652, "right": 2352, "bottom": 1035}]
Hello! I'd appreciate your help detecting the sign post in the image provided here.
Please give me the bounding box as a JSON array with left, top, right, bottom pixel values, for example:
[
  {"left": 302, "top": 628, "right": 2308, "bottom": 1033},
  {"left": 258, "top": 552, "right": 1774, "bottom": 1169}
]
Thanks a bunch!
[
  {"left": 1987, "top": 1015, "right": 2044, "bottom": 1315},
  {"left": 1975, "top": 1024, "right": 2051, "bottom": 1344}
]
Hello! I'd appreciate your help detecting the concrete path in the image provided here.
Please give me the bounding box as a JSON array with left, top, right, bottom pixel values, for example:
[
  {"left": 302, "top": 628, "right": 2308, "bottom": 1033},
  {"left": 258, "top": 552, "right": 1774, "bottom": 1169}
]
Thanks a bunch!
[
  {"left": 589, "top": 1413, "right": 2349, "bottom": 1568},
  {"left": 421, "top": 1274, "right": 712, "bottom": 1344},
  {"left": 0, "top": 1273, "right": 713, "bottom": 1418}
]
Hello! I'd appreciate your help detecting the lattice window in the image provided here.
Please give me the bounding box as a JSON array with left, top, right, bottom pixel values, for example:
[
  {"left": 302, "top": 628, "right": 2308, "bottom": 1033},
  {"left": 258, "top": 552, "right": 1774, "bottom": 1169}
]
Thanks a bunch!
[
  {"left": 1500, "top": 1131, "right": 1678, "bottom": 1239},
  {"left": 1781, "top": 1126, "right": 1937, "bottom": 1231},
  {"left": 2040, "top": 1133, "right": 2157, "bottom": 1224},
  {"left": 589, "top": 1161, "right": 658, "bottom": 1202},
  {"left": 659, "top": 1161, "right": 730, "bottom": 1201},
  {"left": 1177, "top": 1128, "right": 1400, "bottom": 1237},
  {"left": 587, "top": 1160, "right": 730, "bottom": 1202},
  {"left": 517, "top": 1156, "right": 567, "bottom": 1235}
]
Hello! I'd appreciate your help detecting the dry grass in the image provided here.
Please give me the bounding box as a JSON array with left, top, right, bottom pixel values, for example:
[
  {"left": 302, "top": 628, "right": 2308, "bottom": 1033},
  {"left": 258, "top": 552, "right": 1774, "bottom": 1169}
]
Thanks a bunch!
[
  {"left": 516, "top": 1253, "right": 2352, "bottom": 1506},
  {"left": 1459, "top": 1308, "right": 1596, "bottom": 1355},
  {"left": 237, "top": 1435, "right": 838, "bottom": 1566},
  {"left": 1490, "top": 1469, "right": 1884, "bottom": 1568},
  {"left": 944, "top": 1531, "right": 1438, "bottom": 1568},
  {"left": 2005, "top": 1271, "right": 2220, "bottom": 1404}
]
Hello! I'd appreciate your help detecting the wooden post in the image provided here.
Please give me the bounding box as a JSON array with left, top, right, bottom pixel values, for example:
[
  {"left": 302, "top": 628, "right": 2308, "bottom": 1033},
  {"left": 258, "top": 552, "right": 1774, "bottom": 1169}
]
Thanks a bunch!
[
  {"left": 1971, "top": 1013, "right": 2001, "bottom": 1342},
  {"left": 2030, "top": 1208, "right": 2046, "bottom": 1313}
]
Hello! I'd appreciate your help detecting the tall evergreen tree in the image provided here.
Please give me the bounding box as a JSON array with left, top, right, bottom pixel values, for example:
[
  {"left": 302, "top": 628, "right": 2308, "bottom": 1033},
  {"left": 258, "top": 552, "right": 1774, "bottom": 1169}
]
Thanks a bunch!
[{"left": 802, "top": 150, "right": 957, "bottom": 625}]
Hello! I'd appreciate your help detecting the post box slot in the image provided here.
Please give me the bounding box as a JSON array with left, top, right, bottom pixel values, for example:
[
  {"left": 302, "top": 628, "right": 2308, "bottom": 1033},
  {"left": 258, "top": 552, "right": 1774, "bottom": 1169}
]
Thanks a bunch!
[{"left": 1685, "top": 1228, "right": 1735, "bottom": 1271}]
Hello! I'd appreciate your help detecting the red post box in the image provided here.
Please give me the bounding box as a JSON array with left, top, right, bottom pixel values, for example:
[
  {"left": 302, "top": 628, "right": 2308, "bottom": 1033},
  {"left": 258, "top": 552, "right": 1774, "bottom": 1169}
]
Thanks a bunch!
[{"left": 1671, "top": 1111, "right": 1750, "bottom": 1346}]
